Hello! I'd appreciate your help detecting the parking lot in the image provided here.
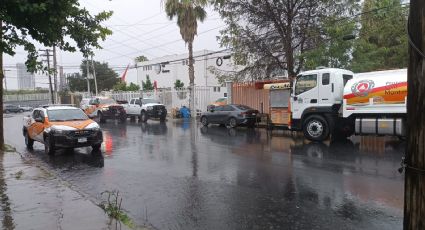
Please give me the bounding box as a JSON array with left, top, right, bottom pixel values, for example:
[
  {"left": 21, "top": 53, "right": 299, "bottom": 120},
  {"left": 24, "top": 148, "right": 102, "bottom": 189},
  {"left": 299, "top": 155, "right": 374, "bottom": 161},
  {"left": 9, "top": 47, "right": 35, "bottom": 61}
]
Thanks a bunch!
[{"left": 5, "top": 113, "right": 404, "bottom": 230}]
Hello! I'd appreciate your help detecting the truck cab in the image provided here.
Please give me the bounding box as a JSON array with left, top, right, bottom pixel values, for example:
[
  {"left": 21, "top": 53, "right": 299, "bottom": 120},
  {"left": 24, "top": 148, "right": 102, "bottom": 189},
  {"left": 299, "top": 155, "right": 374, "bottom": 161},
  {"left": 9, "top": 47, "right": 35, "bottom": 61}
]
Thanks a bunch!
[
  {"left": 290, "top": 68, "right": 354, "bottom": 141},
  {"left": 124, "top": 98, "right": 167, "bottom": 122}
]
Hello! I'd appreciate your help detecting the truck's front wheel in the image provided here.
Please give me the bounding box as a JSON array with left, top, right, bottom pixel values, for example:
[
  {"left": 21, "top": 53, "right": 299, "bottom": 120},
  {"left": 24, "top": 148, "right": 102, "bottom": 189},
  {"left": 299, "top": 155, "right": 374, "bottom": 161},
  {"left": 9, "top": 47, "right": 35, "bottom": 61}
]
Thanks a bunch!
[{"left": 303, "top": 115, "right": 330, "bottom": 142}]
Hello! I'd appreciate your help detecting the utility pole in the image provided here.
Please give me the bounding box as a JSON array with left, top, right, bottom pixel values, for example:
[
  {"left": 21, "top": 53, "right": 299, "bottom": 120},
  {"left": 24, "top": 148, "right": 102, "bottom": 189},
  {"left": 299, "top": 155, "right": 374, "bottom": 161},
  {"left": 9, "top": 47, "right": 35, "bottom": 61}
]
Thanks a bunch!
[
  {"left": 53, "top": 46, "right": 59, "bottom": 103},
  {"left": 39, "top": 49, "right": 54, "bottom": 104},
  {"left": 404, "top": 1, "right": 425, "bottom": 229},
  {"left": 85, "top": 57, "right": 91, "bottom": 96},
  {"left": 91, "top": 55, "right": 98, "bottom": 95},
  {"left": 2, "top": 69, "right": 9, "bottom": 92}
]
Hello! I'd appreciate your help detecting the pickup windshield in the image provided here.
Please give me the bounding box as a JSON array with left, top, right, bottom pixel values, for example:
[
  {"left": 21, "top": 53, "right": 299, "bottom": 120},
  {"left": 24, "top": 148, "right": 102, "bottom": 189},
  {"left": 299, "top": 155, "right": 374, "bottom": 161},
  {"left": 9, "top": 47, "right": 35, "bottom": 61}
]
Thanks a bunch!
[
  {"left": 141, "top": 99, "right": 159, "bottom": 104},
  {"left": 48, "top": 109, "right": 88, "bottom": 121}
]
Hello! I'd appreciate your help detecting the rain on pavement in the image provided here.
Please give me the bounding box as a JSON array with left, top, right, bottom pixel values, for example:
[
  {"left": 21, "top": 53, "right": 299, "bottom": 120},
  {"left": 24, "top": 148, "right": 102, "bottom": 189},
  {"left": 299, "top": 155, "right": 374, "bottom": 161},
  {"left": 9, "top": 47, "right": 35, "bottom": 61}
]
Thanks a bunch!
[{"left": 5, "top": 113, "right": 404, "bottom": 230}]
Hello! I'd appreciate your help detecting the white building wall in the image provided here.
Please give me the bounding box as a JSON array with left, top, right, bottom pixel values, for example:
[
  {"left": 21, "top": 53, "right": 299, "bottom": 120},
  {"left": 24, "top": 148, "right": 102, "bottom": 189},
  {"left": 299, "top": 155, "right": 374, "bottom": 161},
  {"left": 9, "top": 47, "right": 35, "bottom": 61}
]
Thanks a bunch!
[
  {"left": 135, "top": 50, "right": 233, "bottom": 90},
  {"left": 16, "top": 63, "right": 35, "bottom": 90}
]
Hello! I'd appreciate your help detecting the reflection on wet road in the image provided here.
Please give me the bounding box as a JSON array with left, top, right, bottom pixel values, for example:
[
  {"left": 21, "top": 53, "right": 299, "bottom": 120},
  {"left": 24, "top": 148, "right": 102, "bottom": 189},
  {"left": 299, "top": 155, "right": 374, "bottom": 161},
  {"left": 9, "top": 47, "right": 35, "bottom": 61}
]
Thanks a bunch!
[{"left": 5, "top": 114, "right": 404, "bottom": 230}]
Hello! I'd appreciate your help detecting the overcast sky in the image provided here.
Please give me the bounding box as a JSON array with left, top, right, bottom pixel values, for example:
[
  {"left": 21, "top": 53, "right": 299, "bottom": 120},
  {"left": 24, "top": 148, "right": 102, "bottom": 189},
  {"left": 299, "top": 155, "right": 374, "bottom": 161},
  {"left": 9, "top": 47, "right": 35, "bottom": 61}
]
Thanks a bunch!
[{"left": 3, "top": 0, "right": 225, "bottom": 90}]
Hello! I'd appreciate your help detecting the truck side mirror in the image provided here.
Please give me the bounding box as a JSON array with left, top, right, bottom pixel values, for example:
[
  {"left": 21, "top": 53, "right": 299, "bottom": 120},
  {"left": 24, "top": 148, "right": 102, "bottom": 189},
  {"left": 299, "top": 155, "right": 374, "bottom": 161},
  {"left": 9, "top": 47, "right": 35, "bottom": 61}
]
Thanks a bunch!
[{"left": 35, "top": 117, "right": 44, "bottom": 123}]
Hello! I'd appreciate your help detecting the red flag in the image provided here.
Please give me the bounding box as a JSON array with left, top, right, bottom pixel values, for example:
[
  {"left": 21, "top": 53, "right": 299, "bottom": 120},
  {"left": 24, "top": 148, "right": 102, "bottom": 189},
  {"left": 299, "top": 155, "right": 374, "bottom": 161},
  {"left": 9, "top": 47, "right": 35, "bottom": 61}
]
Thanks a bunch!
[
  {"left": 154, "top": 80, "right": 158, "bottom": 90},
  {"left": 120, "top": 64, "right": 130, "bottom": 81}
]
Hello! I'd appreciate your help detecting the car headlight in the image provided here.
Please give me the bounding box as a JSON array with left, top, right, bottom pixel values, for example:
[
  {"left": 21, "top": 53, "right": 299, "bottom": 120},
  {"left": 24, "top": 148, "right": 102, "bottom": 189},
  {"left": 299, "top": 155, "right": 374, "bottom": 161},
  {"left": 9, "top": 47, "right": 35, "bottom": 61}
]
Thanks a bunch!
[
  {"left": 147, "top": 106, "right": 153, "bottom": 110},
  {"left": 101, "top": 107, "right": 109, "bottom": 111}
]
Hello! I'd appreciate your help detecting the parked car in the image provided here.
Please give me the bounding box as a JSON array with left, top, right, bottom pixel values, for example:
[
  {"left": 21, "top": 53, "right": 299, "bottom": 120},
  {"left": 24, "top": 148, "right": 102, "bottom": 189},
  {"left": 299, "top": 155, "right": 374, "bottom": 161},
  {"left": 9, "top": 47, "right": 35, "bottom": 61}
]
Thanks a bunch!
[
  {"left": 200, "top": 104, "right": 259, "bottom": 128},
  {"left": 19, "top": 105, "right": 33, "bottom": 112},
  {"left": 124, "top": 98, "right": 167, "bottom": 122},
  {"left": 81, "top": 97, "right": 127, "bottom": 123},
  {"left": 4, "top": 104, "right": 24, "bottom": 113},
  {"left": 22, "top": 105, "right": 103, "bottom": 155}
]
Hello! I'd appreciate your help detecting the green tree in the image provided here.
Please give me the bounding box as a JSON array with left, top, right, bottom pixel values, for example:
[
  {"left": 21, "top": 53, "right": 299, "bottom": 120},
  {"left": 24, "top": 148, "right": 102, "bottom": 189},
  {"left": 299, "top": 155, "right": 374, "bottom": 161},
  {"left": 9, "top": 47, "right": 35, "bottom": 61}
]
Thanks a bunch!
[
  {"left": 127, "top": 82, "right": 140, "bottom": 91},
  {"left": 135, "top": 55, "right": 149, "bottom": 63},
  {"left": 174, "top": 79, "right": 185, "bottom": 89},
  {"left": 302, "top": 15, "right": 358, "bottom": 70},
  {"left": 142, "top": 75, "right": 154, "bottom": 91},
  {"left": 0, "top": 1, "right": 112, "bottom": 148},
  {"left": 67, "top": 73, "right": 86, "bottom": 92},
  {"left": 351, "top": 0, "right": 408, "bottom": 72},
  {"left": 164, "top": 0, "right": 208, "bottom": 116},
  {"left": 68, "top": 60, "right": 119, "bottom": 92},
  {"left": 112, "top": 80, "right": 127, "bottom": 91},
  {"left": 214, "top": 0, "right": 360, "bottom": 80}
]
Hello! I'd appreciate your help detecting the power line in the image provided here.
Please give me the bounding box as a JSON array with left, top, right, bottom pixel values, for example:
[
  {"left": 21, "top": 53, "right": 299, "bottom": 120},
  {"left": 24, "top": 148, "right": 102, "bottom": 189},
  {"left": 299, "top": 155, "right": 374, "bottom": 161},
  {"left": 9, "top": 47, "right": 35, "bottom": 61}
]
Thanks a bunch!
[{"left": 103, "top": 25, "right": 226, "bottom": 62}]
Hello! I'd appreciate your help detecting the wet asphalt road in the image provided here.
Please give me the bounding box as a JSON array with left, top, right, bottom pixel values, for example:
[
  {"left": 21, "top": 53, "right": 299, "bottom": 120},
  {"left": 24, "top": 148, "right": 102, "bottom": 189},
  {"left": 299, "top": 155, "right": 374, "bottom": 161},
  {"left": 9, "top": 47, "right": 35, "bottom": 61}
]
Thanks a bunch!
[{"left": 5, "top": 113, "right": 405, "bottom": 230}]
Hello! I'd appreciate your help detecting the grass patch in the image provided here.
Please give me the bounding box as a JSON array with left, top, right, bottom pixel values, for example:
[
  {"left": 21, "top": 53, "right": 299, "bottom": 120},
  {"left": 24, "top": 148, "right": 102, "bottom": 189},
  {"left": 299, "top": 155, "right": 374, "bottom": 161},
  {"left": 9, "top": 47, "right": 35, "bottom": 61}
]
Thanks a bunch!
[
  {"left": 99, "top": 190, "right": 136, "bottom": 229},
  {"left": 13, "top": 170, "right": 24, "bottom": 180},
  {"left": 3, "top": 144, "right": 16, "bottom": 153}
]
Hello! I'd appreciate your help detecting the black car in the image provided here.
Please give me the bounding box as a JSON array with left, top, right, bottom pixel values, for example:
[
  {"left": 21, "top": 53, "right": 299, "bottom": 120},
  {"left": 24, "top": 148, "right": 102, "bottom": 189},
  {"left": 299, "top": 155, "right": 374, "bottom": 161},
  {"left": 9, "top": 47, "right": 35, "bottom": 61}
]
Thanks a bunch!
[
  {"left": 4, "top": 104, "right": 24, "bottom": 113},
  {"left": 200, "top": 104, "right": 259, "bottom": 128}
]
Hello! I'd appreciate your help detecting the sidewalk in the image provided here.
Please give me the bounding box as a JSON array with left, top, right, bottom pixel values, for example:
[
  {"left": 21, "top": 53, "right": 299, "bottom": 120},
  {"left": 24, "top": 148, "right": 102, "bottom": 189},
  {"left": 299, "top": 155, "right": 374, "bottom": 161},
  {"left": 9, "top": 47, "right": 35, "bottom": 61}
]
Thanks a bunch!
[{"left": 0, "top": 151, "right": 130, "bottom": 230}]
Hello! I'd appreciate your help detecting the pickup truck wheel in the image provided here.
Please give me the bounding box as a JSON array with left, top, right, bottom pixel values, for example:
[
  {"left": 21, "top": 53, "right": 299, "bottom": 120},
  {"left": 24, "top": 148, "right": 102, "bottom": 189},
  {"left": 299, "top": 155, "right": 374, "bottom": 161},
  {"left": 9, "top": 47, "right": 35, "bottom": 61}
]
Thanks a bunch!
[
  {"left": 25, "top": 132, "right": 34, "bottom": 149},
  {"left": 303, "top": 115, "right": 330, "bottom": 142},
  {"left": 19, "top": 109, "right": 24, "bottom": 113},
  {"left": 44, "top": 136, "right": 55, "bottom": 156},
  {"left": 201, "top": 116, "right": 209, "bottom": 126},
  {"left": 160, "top": 114, "right": 166, "bottom": 122},
  {"left": 140, "top": 111, "right": 148, "bottom": 123},
  {"left": 98, "top": 112, "right": 106, "bottom": 123}
]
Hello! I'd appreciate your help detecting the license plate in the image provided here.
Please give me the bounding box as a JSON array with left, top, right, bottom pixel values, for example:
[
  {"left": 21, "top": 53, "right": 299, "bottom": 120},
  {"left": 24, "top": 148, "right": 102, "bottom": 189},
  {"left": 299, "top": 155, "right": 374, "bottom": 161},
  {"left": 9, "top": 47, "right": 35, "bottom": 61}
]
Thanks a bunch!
[{"left": 78, "top": 138, "right": 87, "bottom": 143}]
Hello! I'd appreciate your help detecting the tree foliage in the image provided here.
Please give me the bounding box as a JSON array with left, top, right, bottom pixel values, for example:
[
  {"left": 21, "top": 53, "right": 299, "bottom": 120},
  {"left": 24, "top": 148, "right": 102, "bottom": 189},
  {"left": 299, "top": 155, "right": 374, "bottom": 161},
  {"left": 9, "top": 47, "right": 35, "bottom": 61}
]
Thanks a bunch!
[
  {"left": 0, "top": 0, "right": 112, "bottom": 148},
  {"left": 351, "top": 0, "right": 408, "bottom": 72},
  {"left": 68, "top": 60, "right": 119, "bottom": 92},
  {"left": 213, "top": 0, "right": 360, "bottom": 81},
  {"left": 174, "top": 79, "right": 184, "bottom": 89},
  {"left": 163, "top": 0, "right": 208, "bottom": 115},
  {"left": 142, "top": 75, "right": 154, "bottom": 91},
  {"left": 0, "top": 0, "right": 112, "bottom": 71},
  {"left": 112, "top": 80, "right": 127, "bottom": 91},
  {"left": 135, "top": 55, "right": 149, "bottom": 63},
  {"left": 113, "top": 81, "right": 140, "bottom": 91}
]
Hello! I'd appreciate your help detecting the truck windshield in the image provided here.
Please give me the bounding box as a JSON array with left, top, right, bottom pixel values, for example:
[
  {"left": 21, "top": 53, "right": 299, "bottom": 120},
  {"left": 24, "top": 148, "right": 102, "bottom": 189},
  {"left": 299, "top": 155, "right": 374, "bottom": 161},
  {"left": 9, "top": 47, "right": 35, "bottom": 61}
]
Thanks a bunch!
[
  {"left": 48, "top": 109, "right": 88, "bottom": 121},
  {"left": 142, "top": 99, "right": 159, "bottom": 104},
  {"left": 295, "top": 74, "right": 317, "bottom": 95}
]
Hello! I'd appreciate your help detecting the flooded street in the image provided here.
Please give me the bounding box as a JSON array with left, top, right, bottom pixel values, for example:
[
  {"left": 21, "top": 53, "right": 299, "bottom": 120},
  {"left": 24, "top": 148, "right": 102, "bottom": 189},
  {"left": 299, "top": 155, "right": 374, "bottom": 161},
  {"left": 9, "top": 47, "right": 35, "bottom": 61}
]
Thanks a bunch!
[{"left": 5, "top": 114, "right": 404, "bottom": 230}]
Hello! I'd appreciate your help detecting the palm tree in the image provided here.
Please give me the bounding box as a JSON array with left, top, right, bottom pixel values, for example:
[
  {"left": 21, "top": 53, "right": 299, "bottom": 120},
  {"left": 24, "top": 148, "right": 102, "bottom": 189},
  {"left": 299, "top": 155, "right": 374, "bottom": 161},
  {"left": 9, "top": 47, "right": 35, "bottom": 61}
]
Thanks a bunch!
[{"left": 164, "top": 0, "right": 208, "bottom": 117}]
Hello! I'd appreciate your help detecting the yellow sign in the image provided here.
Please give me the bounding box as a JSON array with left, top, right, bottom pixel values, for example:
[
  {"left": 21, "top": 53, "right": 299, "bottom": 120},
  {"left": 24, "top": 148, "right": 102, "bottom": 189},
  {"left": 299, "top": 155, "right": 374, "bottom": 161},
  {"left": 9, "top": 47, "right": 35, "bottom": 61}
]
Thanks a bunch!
[{"left": 264, "top": 82, "right": 291, "bottom": 90}]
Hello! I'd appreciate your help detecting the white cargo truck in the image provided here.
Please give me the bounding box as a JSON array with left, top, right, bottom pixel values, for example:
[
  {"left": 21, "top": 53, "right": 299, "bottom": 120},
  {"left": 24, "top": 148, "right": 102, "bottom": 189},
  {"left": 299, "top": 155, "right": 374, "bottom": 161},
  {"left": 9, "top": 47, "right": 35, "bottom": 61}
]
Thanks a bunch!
[{"left": 289, "top": 68, "right": 407, "bottom": 141}]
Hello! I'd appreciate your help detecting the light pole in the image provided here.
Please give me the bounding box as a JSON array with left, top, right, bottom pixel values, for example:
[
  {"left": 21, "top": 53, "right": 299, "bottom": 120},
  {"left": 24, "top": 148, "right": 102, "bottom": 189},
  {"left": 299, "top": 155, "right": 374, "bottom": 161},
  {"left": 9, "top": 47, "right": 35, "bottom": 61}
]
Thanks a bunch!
[{"left": 3, "top": 69, "right": 10, "bottom": 92}]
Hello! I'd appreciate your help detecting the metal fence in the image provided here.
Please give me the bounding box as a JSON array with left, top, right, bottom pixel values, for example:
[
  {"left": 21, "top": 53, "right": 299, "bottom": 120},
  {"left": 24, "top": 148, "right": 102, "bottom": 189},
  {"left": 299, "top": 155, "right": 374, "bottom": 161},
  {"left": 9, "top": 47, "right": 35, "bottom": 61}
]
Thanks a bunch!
[
  {"left": 103, "top": 86, "right": 227, "bottom": 112},
  {"left": 4, "top": 86, "right": 227, "bottom": 112},
  {"left": 4, "top": 93, "right": 50, "bottom": 102}
]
